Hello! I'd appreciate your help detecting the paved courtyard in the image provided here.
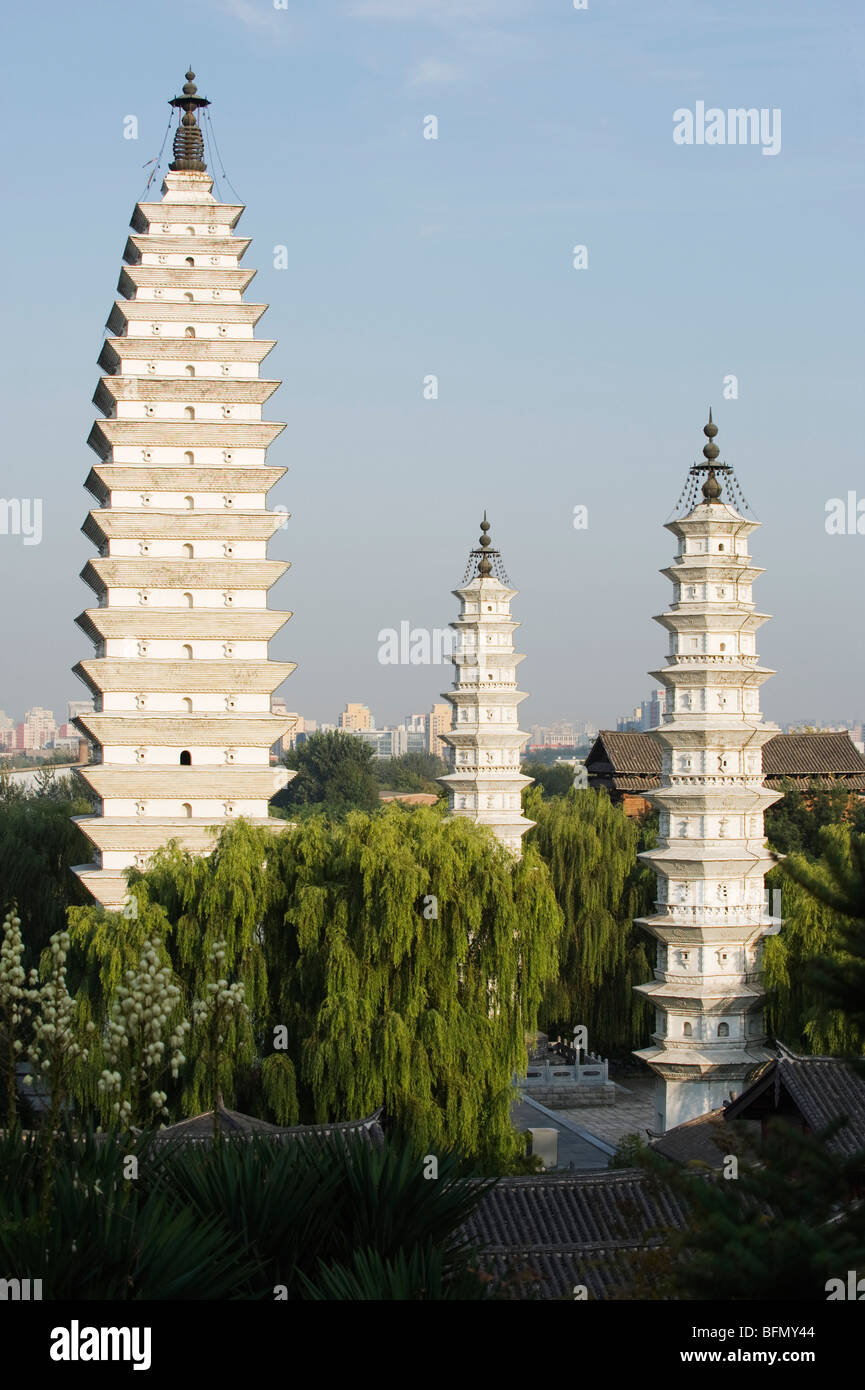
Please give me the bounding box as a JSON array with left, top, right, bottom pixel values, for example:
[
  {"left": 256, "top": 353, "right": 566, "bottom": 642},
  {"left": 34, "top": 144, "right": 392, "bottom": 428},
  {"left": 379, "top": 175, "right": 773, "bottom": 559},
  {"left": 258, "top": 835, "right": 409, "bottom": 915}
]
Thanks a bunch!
[
  {"left": 557, "top": 1075, "right": 656, "bottom": 1148},
  {"left": 511, "top": 1075, "right": 656, "bottom": 1170}
]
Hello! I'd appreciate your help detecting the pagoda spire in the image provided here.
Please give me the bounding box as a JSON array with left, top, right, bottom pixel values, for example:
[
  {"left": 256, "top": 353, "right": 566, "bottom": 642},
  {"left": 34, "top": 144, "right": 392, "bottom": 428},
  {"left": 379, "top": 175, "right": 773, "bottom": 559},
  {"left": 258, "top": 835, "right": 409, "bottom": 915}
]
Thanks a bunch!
[{"left": 169, "top": 69, "right": 210, "bottom": 173}]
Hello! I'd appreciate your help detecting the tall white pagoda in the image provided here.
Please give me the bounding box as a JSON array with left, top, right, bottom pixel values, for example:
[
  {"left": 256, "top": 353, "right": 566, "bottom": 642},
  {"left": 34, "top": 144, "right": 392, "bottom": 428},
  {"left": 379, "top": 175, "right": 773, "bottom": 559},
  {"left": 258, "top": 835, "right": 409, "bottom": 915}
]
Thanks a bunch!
[
  {"left": 438, "top": 516, "right": 534, "bottom": 855},
  {"left": 634, "top": 414, "right": 782, "bottom": 1132},
  {"left": 72, "top": 72, "right": 295, "bottom": 909}
]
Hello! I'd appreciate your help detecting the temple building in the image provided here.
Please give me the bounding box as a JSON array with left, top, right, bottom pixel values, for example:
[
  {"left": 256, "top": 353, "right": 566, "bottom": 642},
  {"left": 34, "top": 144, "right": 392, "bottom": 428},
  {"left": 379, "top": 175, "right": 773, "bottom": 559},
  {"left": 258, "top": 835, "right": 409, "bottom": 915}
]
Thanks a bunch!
[
  {"left": 72, "top": 72, "right": 295, "bottom": 908},
  {"left": 633, "top": 414, "right": 782, "bottom": 1132},
  {"left": 438, "top": 516, "right": 534, "bottom": 855}
]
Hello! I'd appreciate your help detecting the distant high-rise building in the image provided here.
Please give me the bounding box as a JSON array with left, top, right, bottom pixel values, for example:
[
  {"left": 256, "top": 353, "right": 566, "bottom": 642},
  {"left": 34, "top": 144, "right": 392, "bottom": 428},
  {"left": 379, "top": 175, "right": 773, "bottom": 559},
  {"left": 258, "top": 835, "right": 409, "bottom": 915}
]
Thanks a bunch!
[
  {"left": 426, "top": 703, "right": 451, "bottom": 758},
  {"left": 338, "top": 703, "right": 373, "bottom": 731},
  {"left": 640, "top": 689, "right": 665, "bottom": 731},
  {"left": 22, "top": 707, "right": 57, "bottom": 752}
]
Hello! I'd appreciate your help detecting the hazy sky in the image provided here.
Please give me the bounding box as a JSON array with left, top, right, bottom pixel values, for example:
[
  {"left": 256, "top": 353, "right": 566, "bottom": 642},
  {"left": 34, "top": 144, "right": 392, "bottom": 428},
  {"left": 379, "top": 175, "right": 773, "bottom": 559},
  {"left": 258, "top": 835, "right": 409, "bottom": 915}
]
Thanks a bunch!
[{"left": 1, "top": 0, "right": 862, "bottom": 729}]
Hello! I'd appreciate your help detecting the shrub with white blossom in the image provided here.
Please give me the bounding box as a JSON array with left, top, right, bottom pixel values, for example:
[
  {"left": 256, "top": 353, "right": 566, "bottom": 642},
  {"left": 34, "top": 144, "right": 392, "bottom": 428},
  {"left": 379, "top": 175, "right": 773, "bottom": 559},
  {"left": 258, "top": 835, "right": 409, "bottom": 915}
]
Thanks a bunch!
[
  {"left": 97, "top": 934, "right": 190, "bottom": 1128},
  {"left": 26, "top": 929, "right": 93, "bottom": 1128},
  {"left": 0, "top": 905, "right": 36, "bottom": 1125}
]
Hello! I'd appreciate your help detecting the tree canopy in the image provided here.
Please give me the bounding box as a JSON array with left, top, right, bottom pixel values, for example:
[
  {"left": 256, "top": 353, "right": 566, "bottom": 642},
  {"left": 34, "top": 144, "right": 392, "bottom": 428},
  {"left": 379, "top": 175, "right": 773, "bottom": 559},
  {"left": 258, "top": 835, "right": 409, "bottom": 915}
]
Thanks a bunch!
[
  {"left": 68, "top": 807, "right": 563, "bottom": 1165},
  {"left": 273, "top": 730, "right": 381, "bottom": 815},
  {"left": 525, "top": 786, "right": 655, "bottom": 1054}
]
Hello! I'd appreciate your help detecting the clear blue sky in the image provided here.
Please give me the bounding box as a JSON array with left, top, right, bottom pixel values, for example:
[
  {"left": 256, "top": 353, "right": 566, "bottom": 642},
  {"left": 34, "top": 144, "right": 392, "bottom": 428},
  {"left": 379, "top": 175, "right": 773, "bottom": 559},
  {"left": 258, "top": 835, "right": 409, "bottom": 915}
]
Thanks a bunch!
[{"left": 1, "top": 0, "right": 862, "bottom": 729}]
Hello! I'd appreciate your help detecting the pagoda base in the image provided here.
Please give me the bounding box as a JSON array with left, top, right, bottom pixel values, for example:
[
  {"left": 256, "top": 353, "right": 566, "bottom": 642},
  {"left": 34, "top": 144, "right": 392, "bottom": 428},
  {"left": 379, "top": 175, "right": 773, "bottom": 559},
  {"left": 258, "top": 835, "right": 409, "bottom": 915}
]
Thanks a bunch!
[{"left": 636, "top": 1047, "right": 772, "bottom": 1132}]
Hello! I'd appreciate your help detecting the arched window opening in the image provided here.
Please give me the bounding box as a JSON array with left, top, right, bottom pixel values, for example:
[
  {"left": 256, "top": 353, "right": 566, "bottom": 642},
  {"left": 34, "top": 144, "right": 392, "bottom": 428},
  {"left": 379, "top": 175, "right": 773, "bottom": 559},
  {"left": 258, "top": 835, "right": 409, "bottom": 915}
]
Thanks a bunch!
[
  {"left": 183, "top": 451, "right": 194, "bottom": 466},
  {"left": 179, "top": 750, "right": 191, "bottom": 766},
  {"left": 718, "top": 1022, "right": 730, "bottom": 1038},
  {"left": 185, "top": 365, "right": 195, "bottom": 376},
  {"left": 182, "top": 644, "right": 193, "bottom": 659},
  {"left": 184, "top": 407, "right": 195, "bottom": 420},
  {"left": 683, "top": 1022, "right": 693, "bottom": 1038},
  {"left": 181, "top": 802, "right": 193, "bottom": 817},
  {"left": 185, "top": 256, "right": 194, "bottom": 266},
  {"left": 182, "top": 697, "right": 193, "bottom": 713},
  {"left": 184, "top": 326, "right": 195, "bottom": 338},
  {"left": 183, "top": 544, "right": 194, "bottom": 559},
  {"left": 183, "top": 591, "right": 194, "bottom": 608}
]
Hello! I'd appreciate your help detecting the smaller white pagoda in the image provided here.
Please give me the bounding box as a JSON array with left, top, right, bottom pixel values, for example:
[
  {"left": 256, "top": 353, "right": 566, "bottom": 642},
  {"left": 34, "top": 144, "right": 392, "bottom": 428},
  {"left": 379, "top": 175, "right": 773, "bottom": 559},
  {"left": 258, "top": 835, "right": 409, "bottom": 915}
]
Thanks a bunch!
[{"left": 438, "top": 515, "right": 534, "bottom": 855}]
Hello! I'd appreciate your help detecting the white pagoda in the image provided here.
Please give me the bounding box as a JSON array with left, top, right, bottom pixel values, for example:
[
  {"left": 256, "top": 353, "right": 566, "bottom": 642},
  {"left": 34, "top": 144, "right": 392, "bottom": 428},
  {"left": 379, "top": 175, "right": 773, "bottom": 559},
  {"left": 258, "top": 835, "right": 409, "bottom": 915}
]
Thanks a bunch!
[
  {"left": 439, "top": 516, "right": 534, "bottom": 855},
  {"left": 72, "top": 72, "right": 295, "bottom": 909},
  {"left": 634, "top": 414, "right": 782, "bottom": 1132}
]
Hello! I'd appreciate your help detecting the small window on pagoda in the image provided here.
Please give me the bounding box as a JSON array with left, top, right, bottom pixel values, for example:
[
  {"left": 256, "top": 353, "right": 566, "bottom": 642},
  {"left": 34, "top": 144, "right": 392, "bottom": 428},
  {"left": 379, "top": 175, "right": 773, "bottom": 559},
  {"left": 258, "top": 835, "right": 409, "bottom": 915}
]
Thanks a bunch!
[
  {"left": 184, "top": 496, "right": 194, "bottom": 510},
  {"left": 182, "top": 698, "right": 193, "bottom": 714},
  {"left": 185, "top": 407, "right": 195, "bottom": 420},
  {"left": 717, "top": 1022, "right": 730, "bottom": 1038},
  {"left": 180, "top": 750, "right": 191, "bottom": 766},
  {"left": 182, "top": 802, "right": 193, "bottom": 817},
  {"left": 719, "top": 642, "right": 726, "bottom": 652},
  {"left": 184, "top": 292, "right": 194, "bottom": 302},
  {"left": 185, "top": 326, "right": 196, "bottom": 338},
  {"left": 185, "top": 365, "right": 195, "bottom": 377},
  {"left": 184, "top": 452, "right": 194, "bottom": 466},
  {"left": 683, "top": 1022, "right": 693, "bottom": 1038},
  {"left": 185, "top": 226, "right": 195, "bottom": 235},
  {"left": 183, "top": 592, "right": 194, "bottom": 607},
  {"left": 182, "top": 644, "right": 193, "bottom": 659},
  {"left": 183, "top": 544, "right": 193, "bottom": 559},
  {"left": 185, "top": 257, "right": 194, "bottom": 266},
  {"left": 718, "top": 543, "right": 724, "bottom": 551}
]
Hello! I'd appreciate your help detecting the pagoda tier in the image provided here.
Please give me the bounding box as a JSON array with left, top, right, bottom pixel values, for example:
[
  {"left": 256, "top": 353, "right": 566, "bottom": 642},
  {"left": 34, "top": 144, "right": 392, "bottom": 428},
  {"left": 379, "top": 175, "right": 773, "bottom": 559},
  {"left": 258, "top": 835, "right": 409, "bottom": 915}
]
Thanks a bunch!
[
  {"left": 438, "top": 517, "right": 535, "bottom": 857},
  {"left": 633, "top": 415, "right": 782, "bottom": 1133},
  {"left": 71, "top": 73, "right": 295, "bottom": 908}
]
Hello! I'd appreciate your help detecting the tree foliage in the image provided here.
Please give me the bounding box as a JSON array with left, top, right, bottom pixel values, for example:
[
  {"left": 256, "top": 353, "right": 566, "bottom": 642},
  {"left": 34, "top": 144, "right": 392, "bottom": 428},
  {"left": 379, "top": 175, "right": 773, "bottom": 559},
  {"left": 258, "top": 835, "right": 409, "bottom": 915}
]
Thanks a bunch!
[
  {"left": 766, "top": 781, "right": 865, "bottom": 857},
  {"left": 374, "top": 751, "right": 448, "bottom": 795},
  {"left": 765, "top": 825, "right": 865, "bottom": 1057},
  {"left": 274, "top": 730, "right": 381, "bottom": 815},
  {"left": 0, "top": 794, "right": 92, "bottom": 963},
  {"left": 628, "top": 1118, "right": 865, "bottom": 1301},
  {"left": 521, "top": 761, "right": 576, "bottom": 799},
  {"left": 69, "top": 809, "right": 562, "bottom": 1165},
  {"left": 526, "top": 788, "right": 655, "bottom": 1053}
]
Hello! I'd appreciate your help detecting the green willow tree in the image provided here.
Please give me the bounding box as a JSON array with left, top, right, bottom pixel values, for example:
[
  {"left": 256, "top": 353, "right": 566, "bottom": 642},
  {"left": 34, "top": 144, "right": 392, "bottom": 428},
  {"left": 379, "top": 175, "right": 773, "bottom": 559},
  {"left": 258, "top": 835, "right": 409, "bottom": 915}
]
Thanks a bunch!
[
  {"left": 69, "top": 809, "right": 562, "bottom": 1165},
  {"left": 262, "top": 806, "right": 562, "bottom": 1163},
  {"left": 764, "top": 824, "right": 865, "bottom": 1057},
  {"left": 526, "top": 787, "right": 655, "bottom": 1054}
]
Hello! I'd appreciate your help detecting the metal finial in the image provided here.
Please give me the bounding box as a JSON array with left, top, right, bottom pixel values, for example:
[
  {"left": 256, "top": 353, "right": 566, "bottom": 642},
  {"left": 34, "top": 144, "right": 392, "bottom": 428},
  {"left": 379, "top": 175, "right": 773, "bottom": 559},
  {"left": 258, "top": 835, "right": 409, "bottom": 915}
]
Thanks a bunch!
[
  {"left": 460, "top": 511, "right": 510, "bottom": 584},
  {"left": 169, "top": 68, "right": 210, "bottom": 174},
  {"left": 701, "top": 409, "right": 721, "bottom": 501},
  {"left": 478, "top": 513, "right": 492, "bottom": 575}
]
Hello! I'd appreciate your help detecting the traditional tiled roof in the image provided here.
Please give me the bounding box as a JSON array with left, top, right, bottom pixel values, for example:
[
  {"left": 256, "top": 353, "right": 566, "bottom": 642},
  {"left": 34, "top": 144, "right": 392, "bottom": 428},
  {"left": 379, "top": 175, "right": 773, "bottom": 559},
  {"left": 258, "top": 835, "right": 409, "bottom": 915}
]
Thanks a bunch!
[
  {"left": 586, "top": 730, "right": 865, "bottom": 792},
  {"left": 723, "top": 1047, "right": 865, "bottom": 1157},
  {"left": 462, "top": 1170, "right": 688, "bottom": 1299},
  {"left": 151, "top": 1101, "right": 384, "bottom": 1147},
  {"left": 650, "top": 1108, "right": 730, "bottom": 1168},
  {"left": 586, "top": 732, "right": 662, "bottom": 776},
  {"left": 763, "top": 732, "right": 865, "bottom": 783}
]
